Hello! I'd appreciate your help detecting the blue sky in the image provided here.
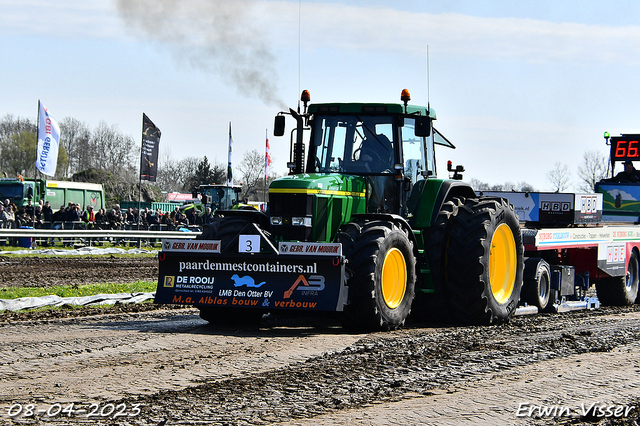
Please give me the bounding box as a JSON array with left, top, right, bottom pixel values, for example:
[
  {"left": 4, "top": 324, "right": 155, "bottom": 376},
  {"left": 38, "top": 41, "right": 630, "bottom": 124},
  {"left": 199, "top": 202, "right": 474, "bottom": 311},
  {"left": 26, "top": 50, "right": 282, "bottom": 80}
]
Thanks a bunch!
[{"left": 2, "top": 0, "right": 640, "bottom": 191}]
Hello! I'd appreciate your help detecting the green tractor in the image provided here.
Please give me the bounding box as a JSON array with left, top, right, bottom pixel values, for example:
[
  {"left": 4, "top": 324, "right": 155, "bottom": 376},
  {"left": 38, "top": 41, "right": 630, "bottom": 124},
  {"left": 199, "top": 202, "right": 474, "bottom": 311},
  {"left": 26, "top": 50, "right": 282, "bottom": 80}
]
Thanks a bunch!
[
  {"left": 155, "top": 90, "right": 524, "bottom": 330},
  {"left": 195, "top": 184, "right": 243, "bottom": 213}
]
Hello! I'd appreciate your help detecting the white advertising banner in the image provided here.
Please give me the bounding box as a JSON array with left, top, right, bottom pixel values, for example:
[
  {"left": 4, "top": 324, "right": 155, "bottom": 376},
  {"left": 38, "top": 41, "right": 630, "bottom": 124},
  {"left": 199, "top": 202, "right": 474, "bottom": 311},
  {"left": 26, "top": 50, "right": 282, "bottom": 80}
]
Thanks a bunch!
[{"left": 36, "top": 101, "right": 60, "bottom": 176}]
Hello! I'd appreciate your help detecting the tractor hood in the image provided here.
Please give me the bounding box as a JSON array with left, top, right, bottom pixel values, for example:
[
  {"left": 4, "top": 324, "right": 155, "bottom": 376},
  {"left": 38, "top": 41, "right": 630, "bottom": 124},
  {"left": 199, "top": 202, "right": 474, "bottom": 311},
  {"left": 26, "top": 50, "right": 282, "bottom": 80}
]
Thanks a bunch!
[
  {"left": 269, "top": 173, "right": 366, "bottom": 197},
  {"left": 268, "top": 174, "right": 367, "bottom": 242}
]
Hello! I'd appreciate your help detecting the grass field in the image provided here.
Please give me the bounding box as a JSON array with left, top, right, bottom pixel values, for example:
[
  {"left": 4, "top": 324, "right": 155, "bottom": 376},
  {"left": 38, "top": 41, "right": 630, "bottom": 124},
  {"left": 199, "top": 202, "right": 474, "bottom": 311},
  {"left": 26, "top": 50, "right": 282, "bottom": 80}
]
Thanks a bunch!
[{"left": 0, "top": 281, "right": 157, "bottom": 300}]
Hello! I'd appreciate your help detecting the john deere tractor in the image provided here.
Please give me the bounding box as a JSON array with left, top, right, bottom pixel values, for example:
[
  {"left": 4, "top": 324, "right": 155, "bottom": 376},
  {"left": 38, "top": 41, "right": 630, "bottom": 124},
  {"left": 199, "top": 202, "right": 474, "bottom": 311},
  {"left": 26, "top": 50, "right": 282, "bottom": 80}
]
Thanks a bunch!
[{"left": 155, "top": 90, "right": 524, "bottom": 330}]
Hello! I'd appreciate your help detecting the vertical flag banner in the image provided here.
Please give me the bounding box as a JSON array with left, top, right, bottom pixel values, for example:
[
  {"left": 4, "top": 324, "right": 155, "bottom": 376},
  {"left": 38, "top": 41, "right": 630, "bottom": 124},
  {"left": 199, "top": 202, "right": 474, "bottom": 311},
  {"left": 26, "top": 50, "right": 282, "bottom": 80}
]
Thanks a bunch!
[
  {"left": 36, "top": 101, "right": 61, "bottom": 176},
  {"left": 265, "top": 129, "right": 271, "bottom": 179},
  {"left": 140, "top": 113, "right": 161, "bottom": 182},
  {"left": 227, "top": 122, "right": 233, "bottom": 186}
]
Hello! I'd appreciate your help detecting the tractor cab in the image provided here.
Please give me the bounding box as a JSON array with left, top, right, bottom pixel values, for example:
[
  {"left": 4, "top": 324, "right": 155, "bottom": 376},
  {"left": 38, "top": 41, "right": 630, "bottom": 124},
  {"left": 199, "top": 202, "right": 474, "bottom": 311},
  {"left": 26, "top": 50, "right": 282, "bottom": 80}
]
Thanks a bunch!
[
  {"left": 196, "top": 184, "right": 242, "bottom": 213},
  {"left": 273, "top": 90, "right": 454, "bottom": 219}
]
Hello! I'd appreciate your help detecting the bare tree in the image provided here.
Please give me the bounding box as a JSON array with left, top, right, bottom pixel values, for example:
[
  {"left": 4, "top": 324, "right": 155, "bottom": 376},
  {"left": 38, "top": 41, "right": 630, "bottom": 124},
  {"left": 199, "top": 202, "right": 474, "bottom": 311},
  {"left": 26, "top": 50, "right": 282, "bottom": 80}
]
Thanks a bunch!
[
  {"left": 518, "top": 181, "right": 536, "bottom": 192},
  {"left": 468, "top": 178, "right": 489, "bottom": 191},
  {"left": 59, "top": 117, "right": 91, "bottom": 177},
  {"left": 91, "top": 121, "right": 137, "bottom": 175},
  {"left": 467, "top": 179, "right": 535, "bottom": 193},
  {"left": 238, "top": 149, "right": 267, "bottom": 201},
  {"left": 0, "top": 115, "right": 36, "bottom": 177},
  {"left": 577, "top": 150, "right": 608, "bottom": 192},
  {"left": 0, "top": 114, "right": 35, "bottom": 140},
  {"left": 547, "top": 162, "right": 572, "bottom": 192},
  {"left": 156, "top": 152, "right": 219, "bottom": 193},
  {"left": 502, "top": 181, "right": 517, "bottom": 191}
]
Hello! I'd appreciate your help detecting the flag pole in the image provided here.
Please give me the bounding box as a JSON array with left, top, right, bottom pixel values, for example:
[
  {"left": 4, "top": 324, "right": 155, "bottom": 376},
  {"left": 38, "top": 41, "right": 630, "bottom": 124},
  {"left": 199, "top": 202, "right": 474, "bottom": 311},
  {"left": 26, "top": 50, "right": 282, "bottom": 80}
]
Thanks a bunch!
[
  {"left": 227, "top": 122, "right": 233, "bottom": 189},
  {"left": 35, "top": 100, "right": 40, "bottom": 180},
  {"left": 33, "top": 100, "right": 40, "bottom": 231},
  {"left": 138, "top": 114, "right": 144, "bottom": 241},
  {"left": 264, "top": 128, "right": 267, "bottom": 204}
]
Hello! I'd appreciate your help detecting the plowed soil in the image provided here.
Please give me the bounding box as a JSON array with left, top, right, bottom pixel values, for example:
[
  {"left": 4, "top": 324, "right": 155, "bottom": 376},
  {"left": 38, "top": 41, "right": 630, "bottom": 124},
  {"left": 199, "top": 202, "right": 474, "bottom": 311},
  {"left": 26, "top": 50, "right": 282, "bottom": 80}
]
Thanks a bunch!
[{"left": 0, "top": 255, "right": 158, "bottom": 288}]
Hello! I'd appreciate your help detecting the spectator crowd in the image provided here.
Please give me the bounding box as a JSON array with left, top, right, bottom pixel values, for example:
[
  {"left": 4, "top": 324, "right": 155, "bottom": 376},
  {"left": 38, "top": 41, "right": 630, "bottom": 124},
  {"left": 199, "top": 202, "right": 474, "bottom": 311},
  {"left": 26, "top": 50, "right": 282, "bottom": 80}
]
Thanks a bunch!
[{"left": 0, "top": 199, "right": 215, "bottom": 231}]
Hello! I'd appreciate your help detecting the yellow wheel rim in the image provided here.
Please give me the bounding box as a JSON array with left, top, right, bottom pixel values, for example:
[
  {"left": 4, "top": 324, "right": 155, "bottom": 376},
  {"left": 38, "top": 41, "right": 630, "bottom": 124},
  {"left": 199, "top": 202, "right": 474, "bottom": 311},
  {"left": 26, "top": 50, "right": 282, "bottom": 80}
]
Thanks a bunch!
[
  {"left": 489, "top": 223, "right": 517, "bottom": 304},
  {"left": 381, "top": 248, "right": 407, "bottom": 309}
]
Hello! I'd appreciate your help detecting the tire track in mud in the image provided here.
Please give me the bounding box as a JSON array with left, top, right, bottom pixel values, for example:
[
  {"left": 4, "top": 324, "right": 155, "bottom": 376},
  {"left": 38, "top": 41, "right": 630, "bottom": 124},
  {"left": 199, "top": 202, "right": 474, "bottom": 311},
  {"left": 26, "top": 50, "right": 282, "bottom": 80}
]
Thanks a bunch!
[
  {"left": 1, "top": 289, "right": 640, "bottom": 426},
  {"left": 0, "top": 310, "right": 364, "bottom": 424},
  {"left": 5, "top": 307, "right": 635, "bottom": 425},
  {"left": 112, "top": 310, "right": 640, "bottom": 426}
]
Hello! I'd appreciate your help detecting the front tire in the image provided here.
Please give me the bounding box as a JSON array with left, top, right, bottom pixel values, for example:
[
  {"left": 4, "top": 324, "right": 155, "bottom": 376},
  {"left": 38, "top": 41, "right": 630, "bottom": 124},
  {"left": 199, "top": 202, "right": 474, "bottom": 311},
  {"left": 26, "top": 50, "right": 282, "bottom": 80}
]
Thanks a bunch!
[{"left": 337, "top": 220, "right": 416, "bottom": 331}]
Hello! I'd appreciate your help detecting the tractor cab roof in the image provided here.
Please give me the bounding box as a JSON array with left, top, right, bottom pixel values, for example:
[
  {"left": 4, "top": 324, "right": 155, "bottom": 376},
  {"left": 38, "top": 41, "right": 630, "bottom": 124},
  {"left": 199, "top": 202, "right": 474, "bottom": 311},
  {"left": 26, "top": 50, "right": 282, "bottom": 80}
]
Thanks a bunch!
[{"left": 308, "top": 103, "right": 436, "bottom": 119}]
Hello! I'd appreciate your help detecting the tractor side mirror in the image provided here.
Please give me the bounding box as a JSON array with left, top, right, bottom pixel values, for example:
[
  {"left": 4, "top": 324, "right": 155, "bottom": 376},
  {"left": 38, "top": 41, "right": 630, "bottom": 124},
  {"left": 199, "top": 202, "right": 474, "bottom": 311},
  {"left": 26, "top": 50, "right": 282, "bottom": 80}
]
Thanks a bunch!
[
  {"left": 27, "top": 186, "right": 33, "bottom": 200},
  {"left": 414, "top": 116, "right": 431, "bottom": 137},
  {"left": 274, "top": 115, "right": 286, "bottom": 137}
]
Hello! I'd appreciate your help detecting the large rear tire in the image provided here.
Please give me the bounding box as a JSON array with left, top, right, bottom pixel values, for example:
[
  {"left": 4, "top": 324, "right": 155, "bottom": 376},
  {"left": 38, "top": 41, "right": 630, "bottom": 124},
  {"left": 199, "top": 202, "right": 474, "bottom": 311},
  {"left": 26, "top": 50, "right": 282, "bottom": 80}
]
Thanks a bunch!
[
  {"left": 337, "top": 220, "right": 416, "bottom": 331},
  {"left": 196, "top": 216, "right": 265, "bottom": 326},
  {"left": 442, "top": 197, "right": 524, "bottom": 325},
  {"left": 596, "top": 250, "right": 639, "bottom": 306},
  {"left": 411, "top": 197, "right": 460, "bottom": 323}
]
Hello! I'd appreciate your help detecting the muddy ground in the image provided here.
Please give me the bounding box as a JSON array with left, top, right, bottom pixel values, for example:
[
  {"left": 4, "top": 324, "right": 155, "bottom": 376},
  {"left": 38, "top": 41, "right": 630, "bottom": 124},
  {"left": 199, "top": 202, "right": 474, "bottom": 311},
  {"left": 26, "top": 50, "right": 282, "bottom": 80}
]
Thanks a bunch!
[
  {"left": 0, "top": 255, "right": 639, "bottom": 425},
  {"left": 0, "top": 255, "right": 158, "bottom": 289}
]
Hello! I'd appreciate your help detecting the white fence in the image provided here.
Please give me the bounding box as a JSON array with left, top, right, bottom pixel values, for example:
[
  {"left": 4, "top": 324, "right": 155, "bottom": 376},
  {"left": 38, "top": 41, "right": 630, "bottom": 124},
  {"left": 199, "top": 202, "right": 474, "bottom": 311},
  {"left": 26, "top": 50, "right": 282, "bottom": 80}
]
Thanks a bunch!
[{"left": 0, "top": 228, "right": 201, "bottom": 248}]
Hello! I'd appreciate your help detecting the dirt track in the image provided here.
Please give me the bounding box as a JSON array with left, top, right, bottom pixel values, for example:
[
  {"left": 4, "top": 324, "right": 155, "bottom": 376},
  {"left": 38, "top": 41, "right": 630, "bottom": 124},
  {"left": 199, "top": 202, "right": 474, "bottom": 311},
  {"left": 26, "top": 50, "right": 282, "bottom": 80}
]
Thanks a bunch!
[{"left": 0, "top": 256, "right": 639, "bottom": 425}]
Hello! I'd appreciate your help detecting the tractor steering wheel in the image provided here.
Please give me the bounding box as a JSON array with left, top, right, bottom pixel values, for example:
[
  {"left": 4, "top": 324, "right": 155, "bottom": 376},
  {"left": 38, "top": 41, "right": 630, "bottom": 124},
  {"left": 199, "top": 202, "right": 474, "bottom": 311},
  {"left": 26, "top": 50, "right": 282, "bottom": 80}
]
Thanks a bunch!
[{"left": 354, "top": 146, "right": 382, "bottom": 164}]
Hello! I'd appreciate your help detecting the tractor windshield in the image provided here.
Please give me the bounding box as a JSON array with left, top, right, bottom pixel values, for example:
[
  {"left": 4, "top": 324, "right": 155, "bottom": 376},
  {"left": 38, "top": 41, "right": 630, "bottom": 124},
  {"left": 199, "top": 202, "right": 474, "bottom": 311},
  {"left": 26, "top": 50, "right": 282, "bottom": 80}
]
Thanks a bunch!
[
  {"left": 0, "top": 183, "right": 24, "bottom": 199},
  {"left": 313, "top": 115, "right": 395, "bottom": 174},
  {"left": 312, "top": 114, "right": 434, "bottom": 182}
]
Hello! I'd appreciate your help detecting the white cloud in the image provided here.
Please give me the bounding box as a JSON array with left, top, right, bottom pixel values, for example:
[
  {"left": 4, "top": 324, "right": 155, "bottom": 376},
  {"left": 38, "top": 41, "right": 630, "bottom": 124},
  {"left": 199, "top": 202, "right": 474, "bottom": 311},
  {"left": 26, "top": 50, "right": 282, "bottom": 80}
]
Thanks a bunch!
[
  {"left": 0, "top": 0, "right": 125, "bottom": 39},
  {"left": 260, "top": 1, "right": 640, "bottom": 64},
  {"left": 4, "top": 0, "right": 640, "bottom": 64}
]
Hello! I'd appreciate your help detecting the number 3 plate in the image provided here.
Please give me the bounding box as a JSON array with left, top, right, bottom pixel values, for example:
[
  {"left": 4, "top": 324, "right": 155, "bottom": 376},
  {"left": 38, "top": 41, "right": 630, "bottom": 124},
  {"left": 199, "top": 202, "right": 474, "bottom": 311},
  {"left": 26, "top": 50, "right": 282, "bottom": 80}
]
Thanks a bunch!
[{"left": 239, "top": 235, "right": 261, "bottom": 253}]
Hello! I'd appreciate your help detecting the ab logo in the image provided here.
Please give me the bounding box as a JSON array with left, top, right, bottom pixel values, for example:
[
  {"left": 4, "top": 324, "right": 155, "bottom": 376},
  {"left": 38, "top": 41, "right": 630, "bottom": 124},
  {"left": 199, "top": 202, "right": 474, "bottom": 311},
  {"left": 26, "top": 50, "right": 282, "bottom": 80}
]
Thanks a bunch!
[
  {"left": 164, "top": 276, "right": 175, "bottom": 287},
  {"left": 283, "top": 275, "right": 326, "bottom": 298}
]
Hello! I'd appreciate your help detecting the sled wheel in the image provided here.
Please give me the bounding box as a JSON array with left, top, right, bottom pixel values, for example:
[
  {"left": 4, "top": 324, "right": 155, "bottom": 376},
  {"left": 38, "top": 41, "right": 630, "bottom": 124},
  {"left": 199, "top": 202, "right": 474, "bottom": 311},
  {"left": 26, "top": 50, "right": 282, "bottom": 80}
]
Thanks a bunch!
[
  {"left": 337, "top": 220, "right": 416, "bottom": 331},
  {"left": 522, "top": 258, "right": 552, "bottom": 312},
  {"left": 596, "top": 249, "right": 640, "bottom": 306},
  {"left": 196, "top": 216, "right": 265, "bottom": 326},
  {"left": 443, "top": 197, "right": 524, "bottom": 325}
]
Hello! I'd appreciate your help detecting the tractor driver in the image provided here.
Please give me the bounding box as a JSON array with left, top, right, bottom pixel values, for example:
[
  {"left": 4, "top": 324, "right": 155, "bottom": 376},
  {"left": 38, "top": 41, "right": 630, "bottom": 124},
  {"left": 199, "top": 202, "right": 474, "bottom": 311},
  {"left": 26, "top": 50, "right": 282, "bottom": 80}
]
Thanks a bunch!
[
  {"left": 358, "top": 127, "right": 394, "bottom": 173},
  {"left": 614, "top": 160, "right": 640, "bottom": 183},
  {"left": 356, "top": 127, "right": 398, "bottom": 212}
]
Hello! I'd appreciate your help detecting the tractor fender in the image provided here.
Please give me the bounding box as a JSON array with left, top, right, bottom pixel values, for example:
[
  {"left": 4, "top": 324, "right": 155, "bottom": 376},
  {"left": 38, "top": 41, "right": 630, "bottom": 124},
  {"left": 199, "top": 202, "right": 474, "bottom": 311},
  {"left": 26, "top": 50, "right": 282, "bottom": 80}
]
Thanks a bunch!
[
  {"left": 429, "top": 180, "right": 476, "bottom": 226},
  {"left": 406, "top": 179, "right": 476, "bottom": 229}
]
